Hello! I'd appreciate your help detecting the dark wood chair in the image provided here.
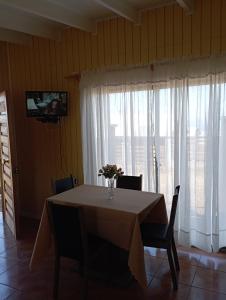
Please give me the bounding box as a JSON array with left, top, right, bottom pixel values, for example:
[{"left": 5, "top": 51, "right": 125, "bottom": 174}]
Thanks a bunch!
[
  {"left": 140, "top": 192, "right": 179, "bottom": 290},
  {"left": 175, "top": 185, "right": 180, "bottom": 195},
  {"left": 53, "top": 175, "right": 76, "bottom": 194},
  {"left": 47, "top": 201, "right": 103, "bottom": 299},
  {"left": 116, "top": 174, "right": 143, "bottom": 191}
]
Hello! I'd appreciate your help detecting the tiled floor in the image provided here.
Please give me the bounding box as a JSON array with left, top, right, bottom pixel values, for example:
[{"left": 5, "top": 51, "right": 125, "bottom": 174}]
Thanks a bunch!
[{"left": 0, "top": 214, "right": 225, "bottom": 299}]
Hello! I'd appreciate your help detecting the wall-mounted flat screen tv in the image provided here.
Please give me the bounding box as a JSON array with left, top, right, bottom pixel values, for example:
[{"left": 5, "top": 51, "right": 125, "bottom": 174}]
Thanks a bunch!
[{"left": 26, "top": 91, "right": 68, "bottom": 117}]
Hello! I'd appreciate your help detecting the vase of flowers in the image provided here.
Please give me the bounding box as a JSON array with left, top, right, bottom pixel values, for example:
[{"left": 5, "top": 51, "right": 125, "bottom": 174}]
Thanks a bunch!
[{"left": 98, "top": 164, "right": 124, "bottom": 199}]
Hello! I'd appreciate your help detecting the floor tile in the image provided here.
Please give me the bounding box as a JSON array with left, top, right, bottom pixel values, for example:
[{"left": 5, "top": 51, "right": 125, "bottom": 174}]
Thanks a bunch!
[
  {"left": 0, "top": 261, "right": 53, "bottom": 292},
  {"left": 155, "top": 259, "right": 196, "bottom": 286},
  {"left": 144, "top": 246, "right": 166, "bottom": 258},
  {"left": 0, "top": 245, "right": 33, "bottom": 263},
  {"left": 0, "top": 283, "right": 16, "bottom": 299},
  {"left": 198, "top": 253, "right": 226, "bottom": 272},
  {"left": 175, "top": 247, "right": 201, "bottom": 266},
  {"left": 187, "top": 286, "right": 226, "bottom": 300},
  {"left": 144, "top": 249, "right": 164, "bottom": 277},
  {"left": 2, "top": 216, "right": 226, "bottom": 299},
  {"left": 147, "top": 278, "right": 190, "bottom": 299},
  {"left": 192, "top": 267, "right": 226, "bottom": 294}
]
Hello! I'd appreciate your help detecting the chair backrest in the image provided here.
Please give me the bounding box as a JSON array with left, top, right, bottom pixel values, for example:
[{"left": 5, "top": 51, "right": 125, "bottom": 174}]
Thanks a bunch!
[
  {"left": 116, "top": 174, "right": 143, "bottom": 191},
  {"left": 54, "top": 175, "right": 75, "bottom": 194},
  {"left": 47, "top": 201, "right": 87, "bottom": 261},
  {"left": 174, "top": 185, "right": 180, "bottom": 195},
  {"left": 166, "top": 194, "right": 178, "bottom": 240}
]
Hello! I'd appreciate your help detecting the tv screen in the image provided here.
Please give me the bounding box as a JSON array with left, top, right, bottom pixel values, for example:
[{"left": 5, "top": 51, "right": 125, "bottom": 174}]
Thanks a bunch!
[{"left": 26, "top": 91, "right": 68, "bottom": 117}]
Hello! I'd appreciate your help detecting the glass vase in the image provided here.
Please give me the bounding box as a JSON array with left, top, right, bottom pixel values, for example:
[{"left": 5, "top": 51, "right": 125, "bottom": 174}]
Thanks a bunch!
[{"left": 107, "top": 178, "right": 115, "bottom": 199}]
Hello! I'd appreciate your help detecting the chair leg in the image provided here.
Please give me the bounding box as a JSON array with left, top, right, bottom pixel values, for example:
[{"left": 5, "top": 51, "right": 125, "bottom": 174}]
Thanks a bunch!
[
  {"left": 172, "top": 236, "right": 180, "bottom": 271},
  {"left": 81, "top": 264, "right": 88, "bottom": 300},
  {"left": 53, "top": 256, "right": 60, "bottom": 300},
  {"left": 167, "top": 246, "right": 178, "bottom": 290}
]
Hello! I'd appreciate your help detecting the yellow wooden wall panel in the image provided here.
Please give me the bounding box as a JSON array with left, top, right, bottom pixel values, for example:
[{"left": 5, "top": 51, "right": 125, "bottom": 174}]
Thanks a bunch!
[
  {"left": 91, "top": 33, "right": 98, "bottom": 69},
  {"left": 77, "top": 31, "right": 86, "bottom": 71},
  {"left": 211, "top": 0, "right": 222, "bottom": 55},
  {"left": 165, "top": 5, "right": 174, "bottom": 60},
  {"left": 141, "top": 11, "right": 149, "bottom": 65},
  {"left": 221, "top": 0, "right": 226, "bottom": 52},
  {"left": 103, "top": 20, "right": 111, "bottom": 66},
  {"left": 32, "top": 37, "right": 42, "bottom": 88},
  {"left": 44, "top": 39, "right": 52, "bottom": 89},
  {"left": 125, "top": 20, "right": 133, "bottom": 66},
  {"left": 156, "top": 7, "right": 165, "bottom": 60},
  {"left": 191, "top": 0, "right": 202, "bottom": 57},
  {"left": 38, "top": 38, "right": 47, "bottom": 89},
  {"left": 61, "top": 32, "right": 69, "bottom": 77},
  {"left": 110, "top": 18, "right": 119, "bottom": 66},
  {"left": 97, "top": 22, "right": 105, "bottom": 67},
  {"left": 55, "top": 40, "right": 64, "bottom": 89},
  {"left": 0, "top": 43, "right": 10, "bottom": 90},
  {"left": 2, "top": 0, "right": 226, "bottom": 218},
  {"left": 201, "top": 0, "right": 211, "bottom": 57},
  {"left": 65, "top": 29, "right": 75, "bottom": 76},
  {"left": 148, "top": 10, "right": 157, "bottom": 62},
  {"left": 132, "top": 24, "right": 141, "bottom": 65},
  {"left": 118, "top": 18, "right": 126, "bottom": 65},
  {"left": 85, "top": 33, "right": 92, "bottom": 70},
  {"left": 173, "top": 5, "right": 183, "bottom": 58},
  {"left": 71, "top": 29, "right": 79, "bottom": 73},
  {"left": 182, "top": 11, "right": 192, "bottom": 57}
]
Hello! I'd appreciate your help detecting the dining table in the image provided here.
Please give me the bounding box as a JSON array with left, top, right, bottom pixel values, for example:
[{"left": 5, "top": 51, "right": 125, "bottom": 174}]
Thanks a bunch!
[{"left": 29, "top": 184, "right": 168, "bottom": 288}]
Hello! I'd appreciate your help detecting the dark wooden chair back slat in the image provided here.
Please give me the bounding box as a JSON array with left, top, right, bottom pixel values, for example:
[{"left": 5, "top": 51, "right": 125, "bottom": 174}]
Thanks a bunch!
[
  {"left": 166, "top": 194, "right": 178, "bottom": 240},
  {"left": 116, "top": 174, "right": 143, "bottom": 191},
  {"left": 174, "top": 185, "right": 180, "bottom": 195},
  {"left": 47, "top": 202, "right": 87, "bottom": 262},
  {"left": 54, "top": 175, "right": 75, "bottom": 194}
]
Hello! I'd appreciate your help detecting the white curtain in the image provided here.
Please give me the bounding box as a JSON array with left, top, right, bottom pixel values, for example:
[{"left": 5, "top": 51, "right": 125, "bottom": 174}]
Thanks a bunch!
[{"left": 80, "top": 57, "right": 226, "bottom": 252}]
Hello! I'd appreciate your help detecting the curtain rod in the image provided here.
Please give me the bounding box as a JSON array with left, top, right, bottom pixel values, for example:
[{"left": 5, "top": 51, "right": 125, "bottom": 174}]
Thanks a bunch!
[{"left": 65, "top": 53, "right": 226, "bottom": 79}]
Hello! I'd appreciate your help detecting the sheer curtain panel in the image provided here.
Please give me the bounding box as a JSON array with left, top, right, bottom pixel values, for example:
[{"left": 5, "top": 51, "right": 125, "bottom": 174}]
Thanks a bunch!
[{"left": 80, "top": 58, "right": 226, "bottom": 252}]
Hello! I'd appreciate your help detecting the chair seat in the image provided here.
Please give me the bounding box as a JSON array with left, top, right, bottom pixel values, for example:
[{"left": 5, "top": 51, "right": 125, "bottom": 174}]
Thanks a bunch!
[{"left": 140, "top": 222, "right": 168, "bottom": 244}]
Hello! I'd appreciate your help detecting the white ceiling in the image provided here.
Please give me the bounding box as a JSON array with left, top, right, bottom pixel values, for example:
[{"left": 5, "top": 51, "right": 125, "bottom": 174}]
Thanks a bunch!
[{"left": 0, "top": 0, "right": 193, "bottom": 44}]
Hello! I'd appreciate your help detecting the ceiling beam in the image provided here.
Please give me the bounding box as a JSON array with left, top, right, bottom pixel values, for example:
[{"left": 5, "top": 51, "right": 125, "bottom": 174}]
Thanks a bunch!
[
  {"left": 94, "top": 0, "right": 138, "bottom": 23},
  {"left": 0, "top": 4, "right": 61, "bottom": 40},
  {"left": 0, "top": 28, "right": 32, "bottom": 45},
  {"left": 176, "top": 0, "right": 193, "bottom": 14},
  {"left": 0, "top": 0, "right": 94, "bottom": 32}
]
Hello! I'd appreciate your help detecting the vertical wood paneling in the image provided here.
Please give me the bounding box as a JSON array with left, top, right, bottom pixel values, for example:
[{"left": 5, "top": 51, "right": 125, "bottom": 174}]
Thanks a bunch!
[
  {"left": 148, "top": 10, "right": 157, "bottom": 62},
  {"left": 191, "top": 0, "right": 202, "bottom": 57},
  {"left": 125, "top": 20, "right": 133, "bottom": 65},
  {"left": 182, "top": 10, "right": 192, "bottom": 57},
  {"left": 91, "top": 33, "right": 98, "bottom": 69},
  {"left": 71, "top": 29, "right": 79, "bottom": 73},
  {"left": 173, "top": 5, "right": 183, "bottom": 58},
  {"left": 132, "top": 24, "right": 141, "bottom": 65},
  {"left": 156, "top": 7, "right": 165, "bottom": 60},
  {"left": 211, "top": 0, "right": 222, "bottom": 55},
  {"left": 65, "top": 29, "right": 74, "bottom": 75},
  {"left": 85, "top": 33, "right": 92, "bottom": 70},
  {"left": 110, "top": 18, "right": 119, "bottom": 66},
  {"left": 103, "top": 20, "right": 111, "bottom": 66},
  {"left": 97, "top": 22, "right": 105, "bottom": 67},
  {"left": 201, "top": 0, "right": 211, "bottom": 56},
  {"left": 221, "top": 0, "right": 226, "bottom": 52},
  {"left": 1, "top": 0, "right": 226, "bottom": 218},
  {"left": 118, "top": 18, "right": 126, "bottom": 65},
  {"left": 78, "top": 31, "right": 86, "bottom": 71},
  {"left": 141, "top": 11, "right": 149, "bottom": 64},
  {"left": 165, "top": 5, "right": 174, "bottom": 59}
]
